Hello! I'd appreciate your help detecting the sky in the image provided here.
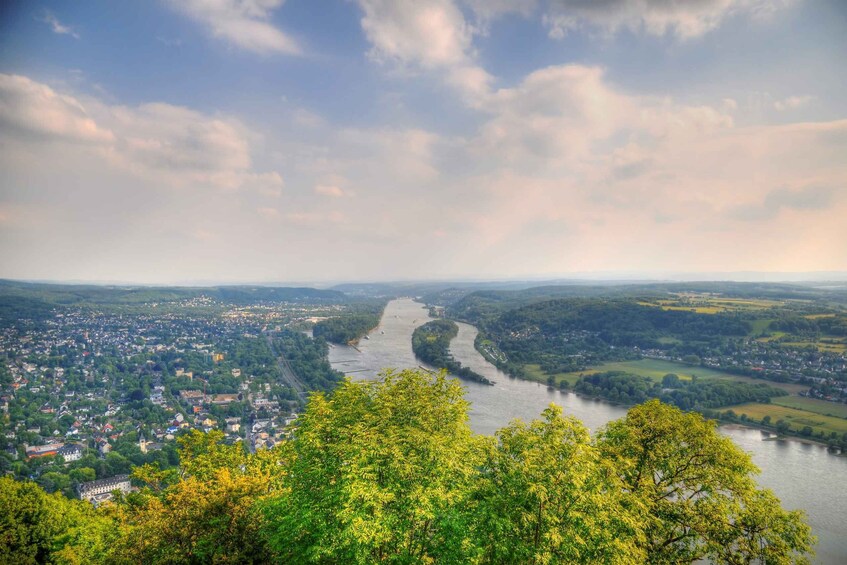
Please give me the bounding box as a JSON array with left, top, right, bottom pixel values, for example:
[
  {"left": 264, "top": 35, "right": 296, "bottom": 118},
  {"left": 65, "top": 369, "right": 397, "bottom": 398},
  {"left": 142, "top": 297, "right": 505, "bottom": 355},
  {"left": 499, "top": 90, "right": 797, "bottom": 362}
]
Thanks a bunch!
[{"left": 0, "top": 0, "right": 845, "bottom": 284}]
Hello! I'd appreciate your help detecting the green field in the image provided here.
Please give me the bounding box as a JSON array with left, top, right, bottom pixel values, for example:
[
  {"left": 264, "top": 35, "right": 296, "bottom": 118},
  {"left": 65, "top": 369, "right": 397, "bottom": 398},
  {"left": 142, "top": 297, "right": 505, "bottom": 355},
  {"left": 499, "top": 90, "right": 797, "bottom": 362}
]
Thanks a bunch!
[
  {"left": 523, "top": 364, "right": 581, "bottom": 387},
  {"left": 772, "top": 396, "right": 847, "bottom": 419},
  {"left": 560, "top": 359, "right": 805, "bottom": 394},
  {"left": 639, "top": 296, "right": 784, "bottom": 315},
  {"left": 749, "top": 319, "right": 775, "bottom": 335},
  {"left": 781, "top": 340, "right": 847, "bottom": 353},
  {"left": 721, "top": 403, "right": 847, "bottom": 437},
  {"left": 523, "top": 358, "right": 807, "bottom": 395}
]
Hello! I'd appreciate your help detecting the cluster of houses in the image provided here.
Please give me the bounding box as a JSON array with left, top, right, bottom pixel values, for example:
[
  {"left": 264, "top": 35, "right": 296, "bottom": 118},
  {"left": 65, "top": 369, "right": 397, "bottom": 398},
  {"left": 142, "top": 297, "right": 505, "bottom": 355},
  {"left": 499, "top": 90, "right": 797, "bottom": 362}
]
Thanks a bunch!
[{"left": 0, "top": 298, "right": 347, "bottom": 505}]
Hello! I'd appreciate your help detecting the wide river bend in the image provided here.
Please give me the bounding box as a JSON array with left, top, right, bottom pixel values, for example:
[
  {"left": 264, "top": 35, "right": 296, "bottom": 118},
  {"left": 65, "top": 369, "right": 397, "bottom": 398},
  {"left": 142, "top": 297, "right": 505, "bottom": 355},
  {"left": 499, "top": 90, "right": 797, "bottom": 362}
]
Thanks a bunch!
[{"left": 326, "top": 298, "right": 847, "bottom": 563}]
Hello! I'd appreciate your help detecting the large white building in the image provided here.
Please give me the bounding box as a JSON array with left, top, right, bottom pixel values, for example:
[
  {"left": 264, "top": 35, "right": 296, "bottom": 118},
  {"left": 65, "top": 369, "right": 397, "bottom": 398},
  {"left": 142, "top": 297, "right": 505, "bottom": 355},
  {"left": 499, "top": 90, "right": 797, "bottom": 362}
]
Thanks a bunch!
[
  {"left": 78, "top": 475, "right": 132, "bottom": 504},
  {"left": 58, "top": 444, "right": 83, "bottom": 462}
]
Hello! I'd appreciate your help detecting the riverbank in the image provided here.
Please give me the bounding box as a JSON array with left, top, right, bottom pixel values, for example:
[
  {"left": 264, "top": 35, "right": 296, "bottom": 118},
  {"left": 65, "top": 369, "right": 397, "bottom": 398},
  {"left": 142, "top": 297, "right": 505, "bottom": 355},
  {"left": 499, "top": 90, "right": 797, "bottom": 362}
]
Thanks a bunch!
[
  {"left": 461, "top": 321, "right": 846, "bottom": 452},
  {"left": 327, "top": 298, "right": 847, "bottom": 563}
]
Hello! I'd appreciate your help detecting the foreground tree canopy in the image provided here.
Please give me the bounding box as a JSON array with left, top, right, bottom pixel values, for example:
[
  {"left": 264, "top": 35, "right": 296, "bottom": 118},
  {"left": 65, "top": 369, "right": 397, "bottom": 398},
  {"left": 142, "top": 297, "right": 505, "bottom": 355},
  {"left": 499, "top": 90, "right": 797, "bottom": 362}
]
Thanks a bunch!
[{"left": 0, "top": 369, "right": 814, "bottom": 564}]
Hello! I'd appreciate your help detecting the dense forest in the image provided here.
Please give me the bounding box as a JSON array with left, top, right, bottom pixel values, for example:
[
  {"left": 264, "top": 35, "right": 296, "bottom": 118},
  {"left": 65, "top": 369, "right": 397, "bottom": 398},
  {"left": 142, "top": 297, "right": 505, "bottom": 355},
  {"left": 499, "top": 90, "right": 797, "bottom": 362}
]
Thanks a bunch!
[
  {"left": 574, "top": 371, "right": 785, "bottom": 409},
  {"left": 411, "top": 320, "right": 493, "bottom": 385},
  {"left": 443, "top": 282, "right": 847, "bottom": 321},
  {"left": 312, "top": 301, "right": 387, "bottom": 344},
  {"left": 273, "top": 330, "right": 344, "bottom": 393},
  {"left": 475, "top": 298, "right": 750, "bottom": 375},
  {"left": 0, "top": 279, "right": 349, "bottom": 325},
  {"left": 0, "top": 370, "right": 813, "bottom": 564}
]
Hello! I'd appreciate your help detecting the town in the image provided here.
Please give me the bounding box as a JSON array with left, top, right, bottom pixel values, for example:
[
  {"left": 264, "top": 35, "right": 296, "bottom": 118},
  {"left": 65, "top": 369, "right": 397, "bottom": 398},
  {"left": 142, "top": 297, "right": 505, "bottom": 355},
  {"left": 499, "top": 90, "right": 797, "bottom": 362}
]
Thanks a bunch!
[{"left": 0, "top": 292, "right": 349, "bottom": 502}]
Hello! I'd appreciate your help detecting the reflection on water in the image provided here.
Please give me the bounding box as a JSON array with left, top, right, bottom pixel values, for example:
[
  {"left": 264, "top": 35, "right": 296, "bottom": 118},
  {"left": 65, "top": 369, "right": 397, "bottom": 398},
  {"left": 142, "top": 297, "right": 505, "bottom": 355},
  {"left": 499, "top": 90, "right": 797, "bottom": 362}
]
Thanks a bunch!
[{"left": 326, "top": 298, "right": 847, "bottom": 564}]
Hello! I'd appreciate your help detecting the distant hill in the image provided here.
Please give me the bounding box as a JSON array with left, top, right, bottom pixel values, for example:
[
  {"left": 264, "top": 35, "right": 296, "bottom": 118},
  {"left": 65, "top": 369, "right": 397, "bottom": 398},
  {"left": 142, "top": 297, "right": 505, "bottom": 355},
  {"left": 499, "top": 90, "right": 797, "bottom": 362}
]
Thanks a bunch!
[{"left": 0, "top": 279, "right": 348, "bottom": 325}]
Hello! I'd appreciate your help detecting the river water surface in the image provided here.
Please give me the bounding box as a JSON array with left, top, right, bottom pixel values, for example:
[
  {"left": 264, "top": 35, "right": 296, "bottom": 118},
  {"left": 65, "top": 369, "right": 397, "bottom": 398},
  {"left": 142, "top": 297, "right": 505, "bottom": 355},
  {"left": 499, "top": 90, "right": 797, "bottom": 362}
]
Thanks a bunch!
[{"left": 326, "top": 298, "right": 847, "bottom": 563}]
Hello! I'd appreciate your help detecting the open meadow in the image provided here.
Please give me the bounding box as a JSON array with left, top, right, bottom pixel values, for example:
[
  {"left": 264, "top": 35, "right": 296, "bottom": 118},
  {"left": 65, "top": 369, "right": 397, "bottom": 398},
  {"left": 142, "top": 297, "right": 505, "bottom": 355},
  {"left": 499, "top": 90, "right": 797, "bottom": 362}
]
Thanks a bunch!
[
  {"left": 522, "top": 358, "right": 808, "bottom": 395},
  {"left": 721, "top": 402, "right": 847, "bottom": 437},
  {"left": 772, "top": 396, "right": 847, "bottom": 419}
]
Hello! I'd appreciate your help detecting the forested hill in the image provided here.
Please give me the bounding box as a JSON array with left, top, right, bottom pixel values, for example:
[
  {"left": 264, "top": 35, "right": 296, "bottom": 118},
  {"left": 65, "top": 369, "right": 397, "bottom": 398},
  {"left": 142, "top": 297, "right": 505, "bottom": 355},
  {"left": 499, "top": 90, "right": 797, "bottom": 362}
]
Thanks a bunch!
[
  {"left": 445, "top": 281, "right": 847, "bottom": 325},
  {"left": 0, "top": 279, "right": 348, "bottom": 325},
  {"left": 495, "top": 299, "right": 750, "bottom": 345},
  {"left": 312, "top": 301, "right": 387, "bottom": 344},
  {"left": 460, "top": 297, "right": 753, "bottom": 376}
]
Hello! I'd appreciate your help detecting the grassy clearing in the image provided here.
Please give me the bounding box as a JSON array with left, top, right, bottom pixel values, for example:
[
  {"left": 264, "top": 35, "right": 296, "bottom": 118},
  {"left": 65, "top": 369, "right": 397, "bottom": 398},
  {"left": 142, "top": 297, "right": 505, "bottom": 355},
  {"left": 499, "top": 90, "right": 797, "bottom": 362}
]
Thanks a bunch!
[
  {"left": 781, "top": 341, "right": 847, "bottom": 353},
  {"left": 772, "top": 396, "right": 847, "bottom": 419},
  {"left": 658, "top": 305, "right": 723, "bottom": 314},
  {"left": 722, "top": 403, "right": 847, "bottom": 436},
  {"left": 523, "top": 358, "right": 809, "bottom": 396},
  {"left": 554, "top": 359, "right": 806, "bottom": 395},
  {"left": 755, "top": 332, "right": 787, "bottom": 342},
  {"left": 640, "top": 296, "right": 784, "bottom": 315},
  {"left": 749, "top": 319, "right": 774, "bottom": 335},
  {"left": 656, "top": 336, "right": 682, "bottom": 345},
  {"left": 523, "top": 364, "right": 581, "bottom": 388}
]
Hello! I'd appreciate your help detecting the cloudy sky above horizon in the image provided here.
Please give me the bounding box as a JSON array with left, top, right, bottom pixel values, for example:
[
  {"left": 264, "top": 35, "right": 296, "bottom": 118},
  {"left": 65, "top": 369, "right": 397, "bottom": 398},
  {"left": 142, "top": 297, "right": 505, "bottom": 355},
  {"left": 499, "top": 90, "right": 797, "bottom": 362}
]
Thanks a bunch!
[{"left": 1, "top": 0, "right": 845, "bottom": 284}]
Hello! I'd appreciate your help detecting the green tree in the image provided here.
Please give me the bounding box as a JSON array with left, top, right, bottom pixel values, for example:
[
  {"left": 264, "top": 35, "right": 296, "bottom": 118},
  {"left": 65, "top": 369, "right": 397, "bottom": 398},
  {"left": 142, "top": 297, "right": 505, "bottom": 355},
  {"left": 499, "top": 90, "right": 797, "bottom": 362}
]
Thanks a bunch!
[
  {"left": 470, "top": 405, "right": 644, "bottom": 564},
  {"left": 110, "top": 430, "right": 279, "bottom": 564},
  {"left": 598, "top": 400, "right": 813, "bottom": 564},
  {"left": 662, "top": 373, "right": 681, "bottom": 388},
  {"left": 262, "top": 369, "right": 482, "bottom": 563},
  {"left": 0, "top": 476, "right": 115, "bottom": 564}
]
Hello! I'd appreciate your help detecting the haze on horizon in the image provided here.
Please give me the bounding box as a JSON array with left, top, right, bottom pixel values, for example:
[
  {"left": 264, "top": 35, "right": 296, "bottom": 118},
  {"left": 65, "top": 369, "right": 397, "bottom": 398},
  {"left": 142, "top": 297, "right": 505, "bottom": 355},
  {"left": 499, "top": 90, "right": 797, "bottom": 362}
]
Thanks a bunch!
[{"left": 1, "top": 0, "right": 845, "bottom": 285}]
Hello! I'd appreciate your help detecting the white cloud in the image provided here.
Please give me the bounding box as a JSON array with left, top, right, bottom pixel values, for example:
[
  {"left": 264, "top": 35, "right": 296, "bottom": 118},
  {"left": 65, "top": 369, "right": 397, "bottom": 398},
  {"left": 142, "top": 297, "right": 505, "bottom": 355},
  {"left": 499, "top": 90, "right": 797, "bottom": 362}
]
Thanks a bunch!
[
  {"left": 730, "top": 185, "right": 836, "bottom": 220},
  {"left": 774, "top": 95, "right": 814, "bottom": 111},
  {"left": 0, "top": 74, "right": 282, "bottom": 192},
  {"left": 359, "top": 0, "right": 473, "bottom": 68},
  {"left": 542, "top": 0, "right": 793, "bottom": 40},
  {"left": 314, "top": 184, "right": 345, "bottom": 197},
  {"left": 167, "top": 0, "right": 300, "bottom": 54},
  {"left": 471, "top": 65, "right": 634, "bottom": 165},
  {"left": 38, "top": 10, "right": 80, "bottom": 39},
  {"left": 2, "top": 45, "right": 845, "bottom": 281},
  {"left": 463, "top": 0, "right": 537, "bottom": 21},
  {"left": 0, "top": 75, "right": 113, "bottom": 143},
  {"left": 356, "top": 0, "right": 493, "bottom": 102},
  {"left": 285, "top": 211, "right": 346, "bottom": 226},
  {"left": 257, "top": 206, "right": 280, "bottom": 219}
]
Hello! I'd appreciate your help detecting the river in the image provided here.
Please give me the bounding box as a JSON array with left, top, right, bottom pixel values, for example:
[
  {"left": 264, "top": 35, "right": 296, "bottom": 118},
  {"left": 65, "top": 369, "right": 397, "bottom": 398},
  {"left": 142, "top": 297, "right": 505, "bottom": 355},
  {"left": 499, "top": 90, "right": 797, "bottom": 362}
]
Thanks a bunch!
[{"left": 326, "top": 298, "right": 847, "bottom": 563}]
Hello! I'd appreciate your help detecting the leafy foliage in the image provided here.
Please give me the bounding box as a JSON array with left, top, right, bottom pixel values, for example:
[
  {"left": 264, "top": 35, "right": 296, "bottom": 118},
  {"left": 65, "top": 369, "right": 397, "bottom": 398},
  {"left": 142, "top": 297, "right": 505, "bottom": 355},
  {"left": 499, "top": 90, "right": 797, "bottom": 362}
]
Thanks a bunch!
[
  {"left": 0, "top": 475, "right": 116, "bottom": 564},
  {"left": 575, "top": 371, "right": 785, "bottom": 408},
  {"left": 0, "top": 370, "right": 814, "bottom": 564},
  {"left": 262, "top": 370, "right": 483, "bottom": 562},
  {"left": 470, "top": 406, "right": 644, "bottom": 563},
  {"left": 111, "top": 430, "right": 283, "bottom": 564},
  {"left": 598, "top": 400, "right": 814, "bottom": 564}
]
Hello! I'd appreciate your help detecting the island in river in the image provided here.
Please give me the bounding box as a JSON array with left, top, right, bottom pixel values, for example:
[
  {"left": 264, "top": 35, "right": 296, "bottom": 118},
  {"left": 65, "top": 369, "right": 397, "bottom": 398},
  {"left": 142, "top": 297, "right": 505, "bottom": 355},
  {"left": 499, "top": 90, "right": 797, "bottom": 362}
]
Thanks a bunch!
[
  {"left": 411, "top": 319, "right": 493, "bottom": 385},
  {"left": 327, "top": 298, "right": 847, "bottom": 564}
]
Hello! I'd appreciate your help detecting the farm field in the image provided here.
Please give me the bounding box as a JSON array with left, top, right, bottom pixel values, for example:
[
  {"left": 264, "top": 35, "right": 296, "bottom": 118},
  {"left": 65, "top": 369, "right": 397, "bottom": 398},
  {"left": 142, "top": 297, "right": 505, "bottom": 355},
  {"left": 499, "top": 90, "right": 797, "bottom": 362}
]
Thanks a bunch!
[
  {"left": 772, "top": 396, "right": 847, "bottom": 419},
  {"left": 781, "top": 340, "right": 847, "bottom": 353},
  {"left": 749, "top": 319, "right": 776, "bottom": 335},
  {"left": 522, "top": 358, "right": 808, "bottom": 395},
  {"left": 559, "top": 358, "right": 806, "bottom": 394},
  {"left": 639, "top": 295, "right": 785, "bottom": 315},
  {"left": 721, "top": 403, "right": 847, "bottom": 437},
  {"left": 522, "top": 364, "right": 581, "bottom": 387}
]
